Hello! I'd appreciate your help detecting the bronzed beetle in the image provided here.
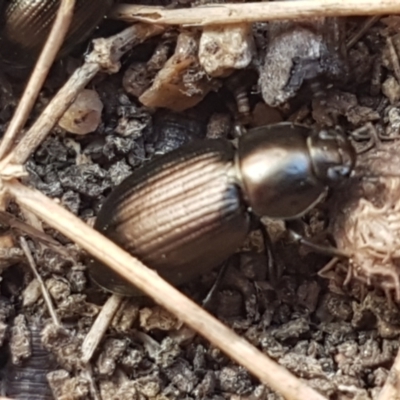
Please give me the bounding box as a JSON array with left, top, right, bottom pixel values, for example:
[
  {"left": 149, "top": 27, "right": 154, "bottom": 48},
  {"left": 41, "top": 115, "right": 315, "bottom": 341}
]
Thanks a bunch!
[
  {"left": 0, "top": 0, "right": 114, "bottom": 66},
  {"left": 89, "top": 122, "right": 356, "bottom": 296}
]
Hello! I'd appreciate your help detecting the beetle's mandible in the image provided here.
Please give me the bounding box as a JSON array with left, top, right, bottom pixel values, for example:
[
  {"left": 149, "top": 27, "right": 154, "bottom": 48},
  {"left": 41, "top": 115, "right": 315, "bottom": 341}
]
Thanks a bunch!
[{"left": 89, "top": 122, "right": 356, "bottom": 296}]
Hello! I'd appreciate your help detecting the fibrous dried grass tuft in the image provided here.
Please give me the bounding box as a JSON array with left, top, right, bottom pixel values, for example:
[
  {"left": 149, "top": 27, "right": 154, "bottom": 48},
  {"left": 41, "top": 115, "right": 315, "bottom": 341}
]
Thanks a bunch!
[{"left": 339, "top": 178, "right": 400, "bottom": 299}]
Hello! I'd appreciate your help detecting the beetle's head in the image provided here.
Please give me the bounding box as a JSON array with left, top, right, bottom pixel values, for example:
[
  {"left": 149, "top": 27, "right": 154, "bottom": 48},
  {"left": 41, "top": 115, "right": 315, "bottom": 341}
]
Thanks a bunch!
[{"left": 308, "top": 127, "right": 356, "bottom": 185}]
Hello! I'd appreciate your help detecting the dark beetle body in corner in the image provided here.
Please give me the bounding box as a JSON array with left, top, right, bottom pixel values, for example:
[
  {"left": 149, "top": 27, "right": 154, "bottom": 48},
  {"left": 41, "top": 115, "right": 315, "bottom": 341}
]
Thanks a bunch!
[
  {"left": 90, "top": 123, "right": 356, "bottom": 296},
  {"left": 3, "top": 321, "right": 55, "bottom": 400},
  {"left": 0, "top": 0, "right": 114, "bottom": 66}
]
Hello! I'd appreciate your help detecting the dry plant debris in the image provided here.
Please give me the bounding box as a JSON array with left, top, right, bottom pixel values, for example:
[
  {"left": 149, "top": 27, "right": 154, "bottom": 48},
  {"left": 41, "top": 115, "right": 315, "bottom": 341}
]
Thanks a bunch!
[
  {"left": 111, "top": 1, "right": 400, "bottom": 26},
  {"left": 2, "top": 1, "right": 400, "bottom": 400},
  {"left": 139, "top": 30, "right": 221, "bottom": 111}
]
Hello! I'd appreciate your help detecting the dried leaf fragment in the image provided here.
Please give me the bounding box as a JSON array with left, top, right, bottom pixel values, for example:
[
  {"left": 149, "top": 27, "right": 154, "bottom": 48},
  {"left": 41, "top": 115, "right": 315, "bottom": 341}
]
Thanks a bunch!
[{"left": 140, "top": 31, "right": 219, "bottom": 112}]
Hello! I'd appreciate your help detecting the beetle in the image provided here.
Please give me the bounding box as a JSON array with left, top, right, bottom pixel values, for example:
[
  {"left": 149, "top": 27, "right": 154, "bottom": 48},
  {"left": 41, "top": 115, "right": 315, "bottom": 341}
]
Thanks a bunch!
[
  {"left": 89, "top": 122, "right": 356, "bottom": 296},
  {"left": 3, "top": 318, "right": 56, "bottom": 400},
  {"left": 0, "top": 0, "right": 114, "bottom": 67}
]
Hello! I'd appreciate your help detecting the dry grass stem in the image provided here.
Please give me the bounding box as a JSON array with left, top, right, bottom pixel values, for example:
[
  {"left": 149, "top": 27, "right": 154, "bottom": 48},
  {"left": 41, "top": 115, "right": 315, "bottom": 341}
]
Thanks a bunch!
[
  {"left": 4, "top": 62, "right": 100, "bottom": 167},
  {"left": 81, "top": 294, "right": 125, "bottom": 363},
  {"left": 111, "top": 1, "right": 400, "bottom": 26},
  {"left": 0, "top": 23, "right": 164, "bottom": 171},
  {"left": 0, "top": 211, "right": 70, "bottom": 258},
  {"left": 0, "top": 0, "right": 76, "bottom": 161},
  {"left": 82, "top": 364, "right": 101, "bottom": 400},
  {"left": 387, "top": 36, "right": 400, "bottom": 84},
  {"left": 6, "top": 179, "right": 327, "bottom": 400},
  {"left": 19, "top": 237, "right": 60, "bottom": 327},
  {"left": 346, "top": 15, "right": 381, "bottom": 49}
]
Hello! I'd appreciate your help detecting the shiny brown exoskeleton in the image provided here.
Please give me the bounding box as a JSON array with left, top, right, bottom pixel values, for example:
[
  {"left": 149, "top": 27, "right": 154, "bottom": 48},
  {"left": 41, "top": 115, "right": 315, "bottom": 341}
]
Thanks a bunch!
[
  {"left": 89, "top": 123, "right": 356, "bottom": 296},
  {"left": 3, "top": 318, "right": 56, "bottom": 400},
  {"left": 0, "top": 0, "right": 114, "bottom": 66}
]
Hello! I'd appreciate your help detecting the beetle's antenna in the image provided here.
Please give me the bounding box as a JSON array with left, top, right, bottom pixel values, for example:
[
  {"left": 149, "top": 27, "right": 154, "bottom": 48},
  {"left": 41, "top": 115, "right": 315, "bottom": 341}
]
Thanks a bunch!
[{"left": 287, "top": 226, "right": 351, "bottom": 259}]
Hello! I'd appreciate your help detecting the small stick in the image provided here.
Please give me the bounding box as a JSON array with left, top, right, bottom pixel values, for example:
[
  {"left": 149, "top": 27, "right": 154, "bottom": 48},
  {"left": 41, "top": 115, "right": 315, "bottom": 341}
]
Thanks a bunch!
[
  {"left": 81, "top": 364, "right": 101, "bottom": 400},
  {"left": 2, "top": 62, "right": 99, "bottom": 168},
  {"left": 6, "top": 179, "right": 326, "bottom": 400},
  {"left": 0, "top": 23, "right": 164, "bottom": 170},
  {"left": 111, "top": 1, "right": 400, "bottom": 26},
  {"left": 346, "top": 15, "right": 381, "bottom": 49},
  {"left": 0, "top": 0, "right": 76, "bottom": 161},
  {"left": 81, "top": 294, "right": 125, "bottom": 363},
  {"left": 19, "top": 237, "right": 60, "bottom": 327},
  {"left": 387, "top": 36, "right": 400, "bottom": 84},
  {"left": 0, "top": 210, "right": 68, "bottom": 253}
]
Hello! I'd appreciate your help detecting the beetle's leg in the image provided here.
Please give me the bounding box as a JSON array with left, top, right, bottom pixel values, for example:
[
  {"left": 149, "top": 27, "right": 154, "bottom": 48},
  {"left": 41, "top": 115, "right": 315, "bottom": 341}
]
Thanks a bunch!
[
  {"left": 285, "top": 220, "right": 349, "bottom": 258},
  {"left": 203, "top": 219, "right": 283, "bottom": 309},
  {"left": 257, "top": 222, "right": 283, "bottom": 284},
  {"left": 202, "top": 260, "right": 230, "bottom": 309},
  {"left": 248, "top": 213, "right": 283, "bottom": 284}
]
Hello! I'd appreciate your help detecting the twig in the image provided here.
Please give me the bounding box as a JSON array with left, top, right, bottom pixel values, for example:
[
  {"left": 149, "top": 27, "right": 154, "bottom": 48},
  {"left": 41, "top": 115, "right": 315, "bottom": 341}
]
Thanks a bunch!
[
  {"left": 346, "top": 15, "right": 381, "bottom": 49},
  {"left": 81, "top": 294, "right": 125, "bottom": 363},
  {"left": 111, "top": 1, "right": 400, "bottom": 26},
  {"left": 0, "top": 210, "right": 69, "bottom": 255},
  {"left": 19, "top": 237, "right": 60, "bottom": 327},
  {"left": 6, "top": 179, "right": 327, "bottom": 400},
  {"left": 81, "top": 364, "right": 101, "bottom": 400},
  {"left": 387, "top": 36, "right": 400, "bottom": 84},
  {"left": 0, "top": 23, "right": 164, "bottom": 171},
  {"left": 2, "top": 62, "right": 99, "bottom": 168},
  {"left": 0, "top": 0, "right": 76, "bottom": 161}
]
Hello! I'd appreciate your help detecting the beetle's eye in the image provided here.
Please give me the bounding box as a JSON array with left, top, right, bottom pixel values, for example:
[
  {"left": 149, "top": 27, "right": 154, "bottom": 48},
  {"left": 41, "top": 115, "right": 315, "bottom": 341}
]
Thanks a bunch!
[{"left": 327, "top": 164, "right": 352, "bottom": 181}]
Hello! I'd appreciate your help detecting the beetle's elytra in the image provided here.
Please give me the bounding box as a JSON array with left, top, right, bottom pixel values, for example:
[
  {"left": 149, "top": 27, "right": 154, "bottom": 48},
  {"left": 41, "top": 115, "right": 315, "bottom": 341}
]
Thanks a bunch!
[
  {"left": 0, "top": 0, "right": 114, "bottom": 66},
  {"left": 89, "top": 123, "right": 356, "bottom": 296},
  {"left": 4, "top": 319, "right": 55, "bottom": 400}
]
